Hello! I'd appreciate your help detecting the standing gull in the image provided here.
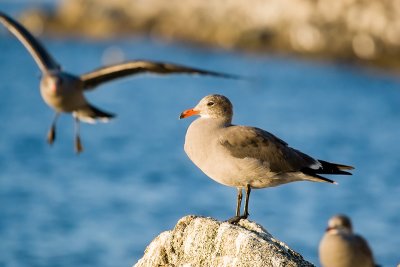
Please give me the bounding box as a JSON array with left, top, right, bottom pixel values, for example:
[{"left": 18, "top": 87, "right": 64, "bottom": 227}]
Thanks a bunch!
[
  {"left": 319, "top": 214, "right": 376, "bottom": 267},
  {"left": 180, "top": 94, "right": 354, "bottom": 223},
  {"left": 0, "top": 12, "right": 237, "bottom": 153}
]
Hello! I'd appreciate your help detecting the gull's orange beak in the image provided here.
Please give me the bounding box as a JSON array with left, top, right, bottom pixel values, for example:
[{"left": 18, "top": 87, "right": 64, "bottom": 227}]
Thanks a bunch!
[
  {"left": 51, "top": 83, "right": 57, "bottom": 93},
  {"left": 325, "top": 226, "right": 334, "bottom": 232},
  {"left": 179, "top": 108, "right": 200, "bottom": 119}
]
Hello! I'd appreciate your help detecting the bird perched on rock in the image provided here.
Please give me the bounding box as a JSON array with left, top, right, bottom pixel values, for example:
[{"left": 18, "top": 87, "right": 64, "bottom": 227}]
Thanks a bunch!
[
  {"left": 319, "top": 214, "right": 377, "bottom": 267},
  {"left": 180, "top": 94, "right": 353, "bottom": 223},
  {"left": 0, "top": 11, "right": 237, "bottom": 153}
]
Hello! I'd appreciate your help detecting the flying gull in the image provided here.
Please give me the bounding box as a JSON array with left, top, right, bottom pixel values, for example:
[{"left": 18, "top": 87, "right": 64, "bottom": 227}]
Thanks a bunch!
[{"left": 0, "top": 12, "right": 238, "bottom": 153}]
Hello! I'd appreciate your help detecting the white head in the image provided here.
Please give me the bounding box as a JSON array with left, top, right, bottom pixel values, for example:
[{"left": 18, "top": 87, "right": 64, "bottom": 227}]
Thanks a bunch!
[
  {"left": 326, "top": 214, "right": 353, "bottom": 234},
  {"left": 180, "top": 94, "right": 233, "bottom": 122},
  {"left": 41, "top": 73, "right": 63, "bottom": 95},
  {"left": 40, "top": 72, "right": 80, "bottom": 96}
]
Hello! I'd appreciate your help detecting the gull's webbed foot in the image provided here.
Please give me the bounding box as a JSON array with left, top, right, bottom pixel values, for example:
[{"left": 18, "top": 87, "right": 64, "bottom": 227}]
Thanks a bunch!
[
  {"left": 226, "top": 214, "right": 249, "bottom": 224},
  {"left": 47, "top": 125, "right": 56, "bottom": 145},
  {"left": 75, "top": 136, "right": 83, "bottom": 154}
]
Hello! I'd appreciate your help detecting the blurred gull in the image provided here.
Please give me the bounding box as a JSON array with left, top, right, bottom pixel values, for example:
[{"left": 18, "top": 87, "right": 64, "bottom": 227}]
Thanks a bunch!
[
  {"left": 319, "top": 214, "right": 377, "bottom": 267},
  {"left": 0, "top": 11, "right": 238, "bottom": 153}
]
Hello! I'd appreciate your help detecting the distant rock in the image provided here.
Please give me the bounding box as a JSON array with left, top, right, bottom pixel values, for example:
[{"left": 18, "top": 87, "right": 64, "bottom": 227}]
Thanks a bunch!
[
  {"left": 17, "top": 0, "right": 400, "bottom": 69},
  {"left": 133, "top": 215, "right": 314, "bottom": 267}
]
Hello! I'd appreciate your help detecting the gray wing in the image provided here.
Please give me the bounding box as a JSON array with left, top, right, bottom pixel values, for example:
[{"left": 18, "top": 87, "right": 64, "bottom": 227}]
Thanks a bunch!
[
  {"left": 219, "top": 126, "right": 317, "bottom": 173},
  {"left": 354, "top": 235, "right": 375, "bottom": 264},
  {"left": 80, "top": 60, "right": 240, "bottom": 90},
  {"left": 0, "top": 11, "right": 60, "bottom": 72}
]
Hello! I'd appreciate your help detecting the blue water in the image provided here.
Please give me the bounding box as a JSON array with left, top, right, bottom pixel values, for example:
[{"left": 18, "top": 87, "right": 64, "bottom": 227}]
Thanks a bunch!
[{"left": 1, "top": 9, "right": 400, "bottom": 267}]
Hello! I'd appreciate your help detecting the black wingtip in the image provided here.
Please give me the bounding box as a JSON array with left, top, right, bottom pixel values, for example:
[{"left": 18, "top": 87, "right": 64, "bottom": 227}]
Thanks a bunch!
[
  {"left": 315, "top": 160, "right": 354, "bottom": 175},
  {"left": 0, "top": 10, "right": 8, "bottom": 18},
  {"left": 87, "top": 104, "right": 116, "bottom": 120},
  {"left": 188, "top": 69, "right": 244, "bottom": 80},
  {"left": 148, "top": 60, "right": 246, "bottom": 80},
  {"left": 211, "top": 72, "right": 243, "bottom": 80}
]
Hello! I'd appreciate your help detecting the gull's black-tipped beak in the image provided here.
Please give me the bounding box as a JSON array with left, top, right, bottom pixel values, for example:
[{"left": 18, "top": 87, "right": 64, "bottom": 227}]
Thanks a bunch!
[{"left": 179, "top": 108, "right": 199, "bottom": 119}]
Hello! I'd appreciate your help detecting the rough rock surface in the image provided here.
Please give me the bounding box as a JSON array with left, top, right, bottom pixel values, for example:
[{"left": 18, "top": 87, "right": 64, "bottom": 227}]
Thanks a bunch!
[
  {"left": 18, "top": 0, "right": 400, "bottom": 69},
  {"left": 133, "top": 215, "right": 314, "bottom": 267}
]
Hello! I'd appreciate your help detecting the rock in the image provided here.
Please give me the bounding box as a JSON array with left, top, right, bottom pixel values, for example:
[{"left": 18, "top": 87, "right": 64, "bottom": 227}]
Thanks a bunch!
[
  {"left": 133, "top": 215, "right": 314, "bottom": 267},
  {"left": 17, "top": 0, "right": 400, "bottom": 69}
]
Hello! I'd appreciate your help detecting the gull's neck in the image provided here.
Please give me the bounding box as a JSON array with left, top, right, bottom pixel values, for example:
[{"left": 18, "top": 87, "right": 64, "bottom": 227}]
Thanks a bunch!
[{"left": 198, "top": 116, "right": 232, "bottom": 128}]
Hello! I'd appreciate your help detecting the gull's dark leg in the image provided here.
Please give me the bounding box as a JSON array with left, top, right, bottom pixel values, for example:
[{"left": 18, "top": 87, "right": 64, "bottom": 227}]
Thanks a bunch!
[
  {"left": 227, "top": 187, "right": 246, "bottom": 224},
  {"left": 243, "top": 184, "right": 251, "bottom": 219},
  {"left": 74, "top": 117, "right": 83, "bottom": 153},
  {"left": 47, "top": 113, "right": 59, "bottom": 145},
  {"left": 235, "top": 188, "right": 243, "bottom": 217}
]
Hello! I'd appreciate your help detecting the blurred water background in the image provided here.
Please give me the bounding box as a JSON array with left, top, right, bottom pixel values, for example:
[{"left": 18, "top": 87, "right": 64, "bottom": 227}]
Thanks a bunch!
[{"left": 1, "top": 2, "right": 400, "bottom": 267}]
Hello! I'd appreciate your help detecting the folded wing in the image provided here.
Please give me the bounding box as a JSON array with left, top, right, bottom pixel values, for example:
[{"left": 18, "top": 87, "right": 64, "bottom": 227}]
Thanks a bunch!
[
  {"left": 220, "top": 126, "right": 317, "bottom": 172},
  {"left": 220, "top": 125, "right": 353, "bottom": 180}
]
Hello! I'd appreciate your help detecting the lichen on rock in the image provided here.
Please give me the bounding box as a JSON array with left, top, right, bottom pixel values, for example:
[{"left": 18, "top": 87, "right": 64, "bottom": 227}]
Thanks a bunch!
[{"left": 134, "top": 215, "right": 314, "bottom": 267}]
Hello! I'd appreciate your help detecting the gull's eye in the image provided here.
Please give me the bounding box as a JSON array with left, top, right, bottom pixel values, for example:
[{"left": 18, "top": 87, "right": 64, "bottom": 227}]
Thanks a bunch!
[{"left": 207, "top": 101, "right": 214, "bottom": 107}]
